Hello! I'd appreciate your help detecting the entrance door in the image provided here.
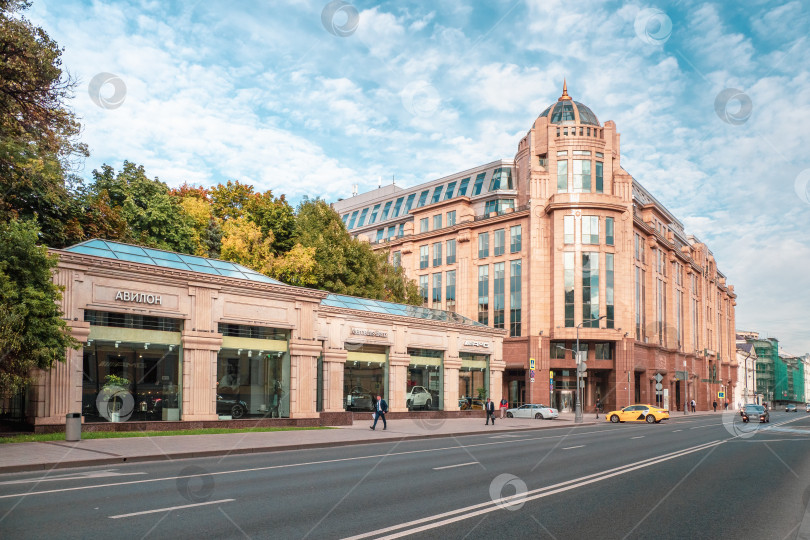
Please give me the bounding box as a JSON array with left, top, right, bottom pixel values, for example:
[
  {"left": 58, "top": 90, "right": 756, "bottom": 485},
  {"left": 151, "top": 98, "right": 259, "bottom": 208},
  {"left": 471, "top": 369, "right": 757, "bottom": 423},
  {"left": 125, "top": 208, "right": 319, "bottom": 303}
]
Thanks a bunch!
[{"left": 555, "top": 390, "right": 574, "bottom": 412}]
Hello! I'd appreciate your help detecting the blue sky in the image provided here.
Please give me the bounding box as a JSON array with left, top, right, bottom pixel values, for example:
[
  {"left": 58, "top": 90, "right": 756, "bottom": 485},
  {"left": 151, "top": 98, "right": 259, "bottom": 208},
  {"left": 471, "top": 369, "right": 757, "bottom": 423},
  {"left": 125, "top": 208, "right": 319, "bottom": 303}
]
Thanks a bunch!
[{"left": 29, "top": 0, "right": 810, "bottom": 354}]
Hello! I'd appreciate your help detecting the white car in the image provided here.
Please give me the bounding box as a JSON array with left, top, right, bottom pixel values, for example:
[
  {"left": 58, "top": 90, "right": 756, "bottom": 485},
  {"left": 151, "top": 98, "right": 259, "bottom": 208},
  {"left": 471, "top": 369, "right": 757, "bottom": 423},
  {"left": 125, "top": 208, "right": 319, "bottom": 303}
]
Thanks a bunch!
[
  {"left": 406, "top": 386, "right": 433, "bottom": 410},
  {"left": 505, "top": 403, "right": 559, "bottom": 419}
]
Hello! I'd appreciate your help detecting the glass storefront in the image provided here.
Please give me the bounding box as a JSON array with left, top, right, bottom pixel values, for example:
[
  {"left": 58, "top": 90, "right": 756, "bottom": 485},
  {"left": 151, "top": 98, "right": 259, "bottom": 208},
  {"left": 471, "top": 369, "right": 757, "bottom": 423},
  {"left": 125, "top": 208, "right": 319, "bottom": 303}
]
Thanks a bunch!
[
  {"left": 344, "top": 344, "right": 388, "bottom": 411},
  {"left": 82, "top": 311, "right": 182, "bottom": 422},
  {"left": 83, "top": 341, "right": 181, "bottom": 422},
  {"left": 216, "top": 323, "right": 290, "bottom": 419},
  {"left": 459, "top": 352, "right": 489, "bottom": 409},
  {"left": 406, "top": 348, "right": 443, "bottom": 411}
]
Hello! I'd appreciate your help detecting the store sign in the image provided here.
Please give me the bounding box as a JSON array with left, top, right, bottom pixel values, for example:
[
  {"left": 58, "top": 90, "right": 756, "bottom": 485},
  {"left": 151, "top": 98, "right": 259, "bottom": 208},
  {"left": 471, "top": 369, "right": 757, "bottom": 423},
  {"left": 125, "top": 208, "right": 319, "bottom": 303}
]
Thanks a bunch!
[
  {"left": 351, "top": 328, "right": 388, "bottom": 338},
  {"left": 463, "top": 340, "right": 490, "bottom": 348},
  {"left": 115, "top": 290, "right": 162, "bottom": 305}
]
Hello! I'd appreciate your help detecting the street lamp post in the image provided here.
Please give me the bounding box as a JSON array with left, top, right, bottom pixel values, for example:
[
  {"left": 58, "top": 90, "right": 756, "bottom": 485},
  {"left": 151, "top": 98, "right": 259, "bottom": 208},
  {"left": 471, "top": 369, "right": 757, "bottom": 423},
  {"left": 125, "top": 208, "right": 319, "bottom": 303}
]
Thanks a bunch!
[{"left": 575, "top": 315, "right": 607, "bottom": 424}]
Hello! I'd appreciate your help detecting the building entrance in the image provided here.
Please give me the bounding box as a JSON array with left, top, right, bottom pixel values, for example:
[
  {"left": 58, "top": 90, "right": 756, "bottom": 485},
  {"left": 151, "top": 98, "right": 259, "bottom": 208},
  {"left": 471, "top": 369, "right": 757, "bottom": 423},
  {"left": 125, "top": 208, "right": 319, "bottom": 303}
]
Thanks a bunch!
[{"left": 555, "top": 390, "right": 574, "bottom": 412}]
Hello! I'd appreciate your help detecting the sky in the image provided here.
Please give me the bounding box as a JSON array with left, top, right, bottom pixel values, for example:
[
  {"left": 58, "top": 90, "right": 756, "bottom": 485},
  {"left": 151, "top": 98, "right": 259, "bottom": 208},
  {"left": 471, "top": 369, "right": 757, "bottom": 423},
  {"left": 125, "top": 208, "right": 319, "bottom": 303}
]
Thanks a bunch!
[{"left": 27, "top": 0, "right": 810, "bottom": 355}]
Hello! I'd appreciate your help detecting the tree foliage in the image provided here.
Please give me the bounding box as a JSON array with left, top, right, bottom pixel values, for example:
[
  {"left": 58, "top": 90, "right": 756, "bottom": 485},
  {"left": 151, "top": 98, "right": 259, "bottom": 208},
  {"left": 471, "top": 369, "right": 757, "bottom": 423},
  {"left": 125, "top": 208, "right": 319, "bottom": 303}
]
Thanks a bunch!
[
  {"left": 293, "top": 199, "right": 420, "bottom": 304},
  {"left": 0, "top": 0, "right": 88, "bottom": 248},
  {"left": 0, "top": 219, "right": 78, "bottom": 398},
  {"left": 84, "top": 162, "right": 196, "bottom": 253}
]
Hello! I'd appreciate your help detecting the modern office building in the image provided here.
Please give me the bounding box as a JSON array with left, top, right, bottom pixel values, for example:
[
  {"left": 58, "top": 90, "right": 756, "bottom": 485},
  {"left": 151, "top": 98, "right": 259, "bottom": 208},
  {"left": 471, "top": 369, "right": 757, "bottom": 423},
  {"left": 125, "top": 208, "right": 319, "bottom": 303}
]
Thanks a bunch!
[
  {"left": 333, "top": 83, "right": 737, "bottom": 412},
  {"left": 24, "top": 239, "right": 503, "bottom": 430}
]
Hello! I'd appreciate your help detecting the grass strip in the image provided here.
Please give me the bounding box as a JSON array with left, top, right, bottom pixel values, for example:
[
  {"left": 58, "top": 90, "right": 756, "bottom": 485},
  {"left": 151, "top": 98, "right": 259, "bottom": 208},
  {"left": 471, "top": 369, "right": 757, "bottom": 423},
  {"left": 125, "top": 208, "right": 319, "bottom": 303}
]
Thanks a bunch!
[{"left": 0, "top": 426, "right": 334, "bottom": 444}]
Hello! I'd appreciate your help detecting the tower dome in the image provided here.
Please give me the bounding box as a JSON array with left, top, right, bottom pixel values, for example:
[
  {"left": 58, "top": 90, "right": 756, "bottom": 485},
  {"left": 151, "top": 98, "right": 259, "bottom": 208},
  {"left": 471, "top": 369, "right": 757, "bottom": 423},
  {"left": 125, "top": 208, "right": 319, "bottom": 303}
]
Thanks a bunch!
[{"left": 539, "top": 81, "right": 600, "bottom": 126}]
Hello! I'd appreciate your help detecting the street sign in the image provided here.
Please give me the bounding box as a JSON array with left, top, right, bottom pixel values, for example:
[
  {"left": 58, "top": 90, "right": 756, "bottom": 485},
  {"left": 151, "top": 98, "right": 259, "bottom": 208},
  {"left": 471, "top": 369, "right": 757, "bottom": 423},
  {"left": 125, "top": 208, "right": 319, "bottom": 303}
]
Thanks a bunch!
[
  {"left": 718, "top": 391, "right": 725, "bottom": 399},
  {"left": 655, "top": 383, "right": 663, "bottom": 391},
  {"left": 549, "top": 370, "right": 554, "bottom": 378},
  {"left": 654, "top": 373, "right": 663, "bottom": 383},
  {"left": 530, "top": 358, "right": 535, "bottom": 370},
  {"left": 530, "top": 378, "right": 535, "bottom": 383},
  {"left": 530, "top": 369, "right": 535, "bottom": 378},
  {"left": 578, "top": 361, "right": 587, "bottom": 372}
]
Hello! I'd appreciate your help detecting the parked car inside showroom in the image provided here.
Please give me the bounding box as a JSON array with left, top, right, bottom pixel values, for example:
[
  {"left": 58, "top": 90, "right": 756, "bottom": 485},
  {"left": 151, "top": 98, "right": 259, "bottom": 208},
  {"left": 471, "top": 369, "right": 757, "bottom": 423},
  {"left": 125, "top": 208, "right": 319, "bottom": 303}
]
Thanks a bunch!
[
  {"left": 216, "top": 395, "right": 247, "bottom": 419},
  {"left": 505, "top": 403, "right": 559, "bottom": 419},
  {"left": 405, "top": 386, "right": 433, "bottom": 410}
]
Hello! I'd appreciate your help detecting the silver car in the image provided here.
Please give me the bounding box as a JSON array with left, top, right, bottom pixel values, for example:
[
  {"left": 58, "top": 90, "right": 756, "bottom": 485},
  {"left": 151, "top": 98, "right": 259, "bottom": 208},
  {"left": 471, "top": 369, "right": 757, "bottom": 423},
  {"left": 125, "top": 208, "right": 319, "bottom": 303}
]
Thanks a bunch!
[{"left": 505, "top": 403, "right": 559, "bottom": 420}]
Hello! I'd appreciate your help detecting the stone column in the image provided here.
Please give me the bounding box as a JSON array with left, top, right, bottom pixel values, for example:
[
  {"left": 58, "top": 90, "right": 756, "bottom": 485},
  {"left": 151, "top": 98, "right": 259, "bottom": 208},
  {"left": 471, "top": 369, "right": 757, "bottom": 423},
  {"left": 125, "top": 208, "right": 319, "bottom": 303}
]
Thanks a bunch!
[
  {"left": 30, "top": 321, "right": 90, "bottom": 426},
  {"left": 181, "top": 331, "right": 222, "bottom": 421},
  {"left": 322, "top": 348, "right": 347, "bottom": 412},
  {"left": 289, "top": 338, "right": 322, "bottom": 419},
  {"left": 388, "top": 352, "right": 411, "bottom": 412},
  {"left": 444, "top": 355, "right": 461, "bottom": 411}
]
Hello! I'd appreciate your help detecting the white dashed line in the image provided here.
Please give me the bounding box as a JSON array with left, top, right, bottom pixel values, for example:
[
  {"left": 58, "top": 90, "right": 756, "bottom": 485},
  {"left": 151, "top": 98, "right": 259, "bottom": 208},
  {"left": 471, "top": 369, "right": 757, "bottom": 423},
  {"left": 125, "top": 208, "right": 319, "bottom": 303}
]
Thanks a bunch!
[{"left": 433, "top": 462, "right": 479, "bottom": 470}]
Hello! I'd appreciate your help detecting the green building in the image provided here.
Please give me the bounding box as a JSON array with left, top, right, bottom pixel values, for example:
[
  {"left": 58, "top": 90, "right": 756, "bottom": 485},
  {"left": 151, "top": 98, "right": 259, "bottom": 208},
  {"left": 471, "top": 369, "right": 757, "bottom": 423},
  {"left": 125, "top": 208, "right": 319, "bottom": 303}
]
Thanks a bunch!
[
  {"left": 776, "top": 353, "right": 806, "bottom": 405},
  {"left": 750, "top": 337, "right": 778, "bottom": 405}
]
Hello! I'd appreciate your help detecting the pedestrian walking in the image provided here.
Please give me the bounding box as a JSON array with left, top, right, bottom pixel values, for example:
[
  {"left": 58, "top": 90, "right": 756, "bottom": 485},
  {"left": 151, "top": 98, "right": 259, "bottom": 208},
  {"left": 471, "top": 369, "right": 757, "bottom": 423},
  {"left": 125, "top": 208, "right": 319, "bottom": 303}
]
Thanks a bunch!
[
  {"left": 724, "top": 400, "right": 729, "bottom": 410},
  {"left": 370, "top": 395, "right": 387, "bottom": 430},
  {"left": 595, "top": 399, "right": 602, "bottom": 419},
  {"left": 712, "top": 400, "right": 717, "bottom": 412},
  {"left": 691, "top": 399, "right": 696, "bottom": 413},
  {"left": 499, "top": 397, "right": 508, "bottom": 419},
  {"left": 485, "top": 397, "right": 496, "bottom": 425}
]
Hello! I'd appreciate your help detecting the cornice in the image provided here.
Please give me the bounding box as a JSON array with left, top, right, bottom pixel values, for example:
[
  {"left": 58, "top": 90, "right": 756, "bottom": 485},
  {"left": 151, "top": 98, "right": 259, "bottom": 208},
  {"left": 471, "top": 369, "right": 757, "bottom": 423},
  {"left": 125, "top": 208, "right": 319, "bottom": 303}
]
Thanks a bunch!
[
  {"left": 319, "top": 305, "right": 506, "bottom": 337},
  {"left": 53, "top": 250, "right": 328, "bottom": 302}
]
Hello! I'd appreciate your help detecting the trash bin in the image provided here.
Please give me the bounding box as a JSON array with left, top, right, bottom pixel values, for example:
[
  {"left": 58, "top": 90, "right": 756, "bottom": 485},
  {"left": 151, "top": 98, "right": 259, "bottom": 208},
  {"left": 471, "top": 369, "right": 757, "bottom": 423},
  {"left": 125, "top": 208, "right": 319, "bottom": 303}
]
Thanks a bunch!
[{"left": 66, "top": 412, "right": 81, "bottom": 442}]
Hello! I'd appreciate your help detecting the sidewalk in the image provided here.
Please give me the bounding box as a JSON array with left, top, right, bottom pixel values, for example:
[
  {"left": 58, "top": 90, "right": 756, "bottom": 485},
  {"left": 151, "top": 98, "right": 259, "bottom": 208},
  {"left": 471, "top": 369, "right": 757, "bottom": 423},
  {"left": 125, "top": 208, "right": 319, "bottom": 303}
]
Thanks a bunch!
[{"left": 0, "top": 413, "right": 596, "bottom": 474}]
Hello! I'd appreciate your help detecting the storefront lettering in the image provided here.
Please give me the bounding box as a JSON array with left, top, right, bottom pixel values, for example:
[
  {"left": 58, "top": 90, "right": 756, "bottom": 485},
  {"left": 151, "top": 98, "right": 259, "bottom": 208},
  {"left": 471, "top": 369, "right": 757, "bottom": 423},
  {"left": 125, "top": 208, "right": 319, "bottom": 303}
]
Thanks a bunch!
[
  {"left": 115, "top": 290, "right": 162, "bottom": 305},
  {"left": 351, "top": 328, "right": 388, "bottom": 338},
  {"left": 463, "top": 340, "right": 490, "bottom": 348}
]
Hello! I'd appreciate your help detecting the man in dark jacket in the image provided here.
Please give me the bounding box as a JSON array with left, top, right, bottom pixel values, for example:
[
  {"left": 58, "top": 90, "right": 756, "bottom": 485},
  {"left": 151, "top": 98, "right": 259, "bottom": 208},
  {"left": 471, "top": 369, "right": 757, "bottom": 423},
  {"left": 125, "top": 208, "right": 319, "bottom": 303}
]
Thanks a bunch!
[
  {"left": 485, "top": 397, "right": 496, "bottom": 425},
  {"left": 371, "top": 395, "right": 388, "bottom": 430}
]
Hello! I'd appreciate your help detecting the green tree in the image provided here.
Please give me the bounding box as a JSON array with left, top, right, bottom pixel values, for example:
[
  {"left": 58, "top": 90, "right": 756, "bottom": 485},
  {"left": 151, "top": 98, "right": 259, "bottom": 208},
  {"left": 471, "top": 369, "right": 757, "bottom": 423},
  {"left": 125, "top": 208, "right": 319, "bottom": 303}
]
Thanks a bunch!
[
  {"left": 0, "top": 219, "right": 79, "bottom": 398},
  {"left": 0, "top": 0, "right": 88, "bottom": 248},
  {"left": 209, "top": 180, "right": 253, "bottom": 221},
  {"left": 245, "top": 191, "right": 296, "bottom": 254},
  {"left": 293, "top": 199, "right": 420, "bottom": 304},
  {"left": 86, "top": 162, "right": 196, "bottom": 253}
]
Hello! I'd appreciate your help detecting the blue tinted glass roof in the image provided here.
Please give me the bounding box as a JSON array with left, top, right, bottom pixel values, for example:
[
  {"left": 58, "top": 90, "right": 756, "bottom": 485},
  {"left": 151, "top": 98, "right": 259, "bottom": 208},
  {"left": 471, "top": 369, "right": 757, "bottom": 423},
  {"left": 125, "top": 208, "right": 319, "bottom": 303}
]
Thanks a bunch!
[
  {"left": 323, "top": 293, "right": 489, "bottom": 328},
  {"left": 64, "top": 239, "right": 283, "bottom": 285}
]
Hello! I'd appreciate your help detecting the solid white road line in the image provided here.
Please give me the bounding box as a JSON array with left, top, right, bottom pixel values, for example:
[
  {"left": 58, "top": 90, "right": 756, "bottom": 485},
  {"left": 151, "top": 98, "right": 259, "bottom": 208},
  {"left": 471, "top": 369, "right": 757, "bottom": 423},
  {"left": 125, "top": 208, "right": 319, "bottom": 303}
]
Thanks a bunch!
[
  {"left": 630, "top": 436, "right": 644, "bottom": 439},
  {"left": 432, "top": 462, "right": 478, "bottom": 470},
  {"left": 344, "top": 440, "right": 724, "bottom": 540},
  {"left": 109, "top": 499, "right": 234, "bottom": 519},
  {"left": 562, "top": 445, "right": 585, "bottom": 450},
  {"left": 0, "top": 430, "right": 619, "bottom": 500},
  {"left": 0, "top": 471, "right": 147, "bottom": 486},
  {"left": 672, "top": 430, "right": 682, "bottom": 432}
]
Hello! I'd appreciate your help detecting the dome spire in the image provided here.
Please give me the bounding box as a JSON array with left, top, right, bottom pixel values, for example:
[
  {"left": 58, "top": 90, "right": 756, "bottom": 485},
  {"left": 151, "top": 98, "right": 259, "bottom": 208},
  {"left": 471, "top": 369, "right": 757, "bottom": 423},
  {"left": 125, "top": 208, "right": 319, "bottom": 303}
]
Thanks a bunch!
[{"left": 558, "top": 79, "right": 572, "bottom": 101}]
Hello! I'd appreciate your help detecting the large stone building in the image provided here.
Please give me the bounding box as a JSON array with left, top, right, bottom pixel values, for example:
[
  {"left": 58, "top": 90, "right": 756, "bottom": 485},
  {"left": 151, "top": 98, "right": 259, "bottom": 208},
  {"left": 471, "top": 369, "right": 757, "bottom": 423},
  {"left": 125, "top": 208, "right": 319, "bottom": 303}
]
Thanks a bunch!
[
  {"left": 23, "top": 239, "right": 503, "bottom": 429},
  {"left": 333, "top": 83, "right": 737, "bottom": 412}
]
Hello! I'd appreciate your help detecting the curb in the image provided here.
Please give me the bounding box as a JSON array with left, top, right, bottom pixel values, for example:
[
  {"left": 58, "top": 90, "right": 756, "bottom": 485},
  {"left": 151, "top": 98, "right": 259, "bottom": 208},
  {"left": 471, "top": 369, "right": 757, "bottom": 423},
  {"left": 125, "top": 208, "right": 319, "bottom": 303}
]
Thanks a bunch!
[{"left": 0, "top": 420, "right": 598, "bottom": 474}]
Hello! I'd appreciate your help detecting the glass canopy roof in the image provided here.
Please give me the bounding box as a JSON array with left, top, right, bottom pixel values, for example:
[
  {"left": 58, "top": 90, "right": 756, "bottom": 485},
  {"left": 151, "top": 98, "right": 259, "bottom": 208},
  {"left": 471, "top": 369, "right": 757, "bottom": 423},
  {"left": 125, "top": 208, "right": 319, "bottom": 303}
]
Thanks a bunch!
[
  {"left": 64, "top": 239, "right": 283, "bottom": 284},
  {"left": 539, "top": 100, "right": 600, "bottom": 126},
  {"left": 322, "top": 294, "right": 488, "bottom": 328}
]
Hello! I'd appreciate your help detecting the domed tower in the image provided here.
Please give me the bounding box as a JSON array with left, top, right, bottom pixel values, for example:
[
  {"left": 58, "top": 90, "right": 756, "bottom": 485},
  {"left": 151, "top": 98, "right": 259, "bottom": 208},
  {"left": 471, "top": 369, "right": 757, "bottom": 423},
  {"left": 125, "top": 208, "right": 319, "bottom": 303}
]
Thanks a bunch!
[{"left": 514, "top": 81, "right": 633, "bottom": 414}]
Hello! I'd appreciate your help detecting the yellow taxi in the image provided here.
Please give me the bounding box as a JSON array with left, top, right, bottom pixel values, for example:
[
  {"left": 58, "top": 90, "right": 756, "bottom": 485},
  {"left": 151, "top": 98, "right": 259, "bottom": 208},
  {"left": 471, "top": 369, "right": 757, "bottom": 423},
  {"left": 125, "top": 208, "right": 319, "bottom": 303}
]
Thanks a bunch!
[{"left": 605, "top": 404, "right": 670, "bottom": 424}]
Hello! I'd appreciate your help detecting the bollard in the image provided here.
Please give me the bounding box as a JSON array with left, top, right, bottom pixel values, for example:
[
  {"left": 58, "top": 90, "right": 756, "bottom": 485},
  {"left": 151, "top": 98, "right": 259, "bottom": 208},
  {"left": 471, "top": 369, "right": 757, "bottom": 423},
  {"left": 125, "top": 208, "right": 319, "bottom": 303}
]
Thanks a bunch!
[{"left": 66, "top": 412, "right": 81, "bottom": 441}]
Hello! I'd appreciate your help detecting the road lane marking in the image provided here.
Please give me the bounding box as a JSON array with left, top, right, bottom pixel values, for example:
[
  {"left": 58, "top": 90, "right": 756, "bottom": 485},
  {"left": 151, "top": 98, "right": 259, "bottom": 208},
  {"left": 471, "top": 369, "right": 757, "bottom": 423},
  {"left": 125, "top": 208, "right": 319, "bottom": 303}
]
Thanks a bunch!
[
  {"left": 631, "top": 436, "right": 644, "bottom": 439},
  {"left": 344, "top": 440, "right": 725, "bottom": 540},
  {"left": 432, "top": 462, "right": 478, "bottom": 470},
  {"left": 0, "top": 427, "right": 687, "bottom": 500},
  {"left": 562, "top": 445, "right": 584, "bottom": 450},
  {"left": 0, "top": 471, "right": 147, "bottom": 486},
  {"left": 672, "top": 430, "right": 682, "bottom": 432},
  {"left": 109, "top": 499, "right": 234, "bottom": 519}
]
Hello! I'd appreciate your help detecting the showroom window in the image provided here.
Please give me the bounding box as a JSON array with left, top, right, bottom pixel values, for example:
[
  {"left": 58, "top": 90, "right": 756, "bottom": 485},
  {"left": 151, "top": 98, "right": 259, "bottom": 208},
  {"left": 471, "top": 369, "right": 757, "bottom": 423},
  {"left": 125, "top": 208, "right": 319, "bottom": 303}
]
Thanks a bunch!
[{"left": 406, "top": 348, "right": 443, "bottom": 411}]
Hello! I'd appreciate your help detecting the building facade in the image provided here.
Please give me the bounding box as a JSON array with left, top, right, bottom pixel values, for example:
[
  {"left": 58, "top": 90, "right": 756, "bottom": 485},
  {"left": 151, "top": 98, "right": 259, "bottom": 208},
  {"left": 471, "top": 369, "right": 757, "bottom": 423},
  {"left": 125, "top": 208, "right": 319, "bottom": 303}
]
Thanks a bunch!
[
  {"left": 333, "top": 83, "right": 737, "bottom": 413},
  {"left": 26, "top": 239, "right": 504, "bottom": 429}
]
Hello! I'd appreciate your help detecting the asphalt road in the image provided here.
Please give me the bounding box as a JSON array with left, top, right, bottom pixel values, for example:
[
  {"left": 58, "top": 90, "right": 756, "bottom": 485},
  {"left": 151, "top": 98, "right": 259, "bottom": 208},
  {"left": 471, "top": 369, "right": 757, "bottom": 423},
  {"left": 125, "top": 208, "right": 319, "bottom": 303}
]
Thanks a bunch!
[{"left": 1, "top": 411, "right": 809, "bottom": 539}]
